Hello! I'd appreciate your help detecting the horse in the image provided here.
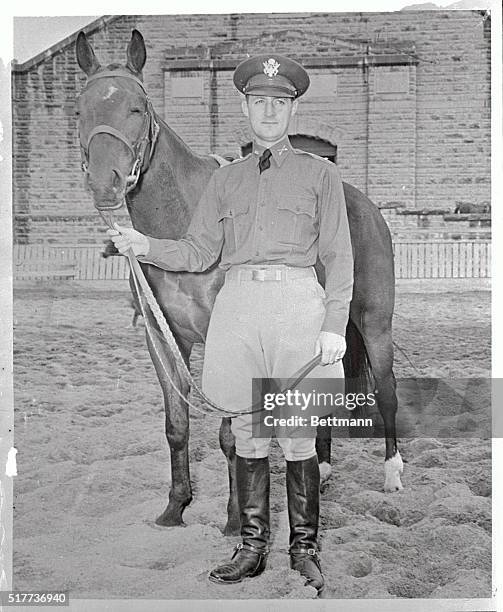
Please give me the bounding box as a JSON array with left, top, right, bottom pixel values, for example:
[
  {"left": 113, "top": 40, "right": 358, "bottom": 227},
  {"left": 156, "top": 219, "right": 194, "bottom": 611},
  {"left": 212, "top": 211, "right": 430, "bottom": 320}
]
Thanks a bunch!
[{"left": 75, "top": 29, "right": 403, "bottom": 534}]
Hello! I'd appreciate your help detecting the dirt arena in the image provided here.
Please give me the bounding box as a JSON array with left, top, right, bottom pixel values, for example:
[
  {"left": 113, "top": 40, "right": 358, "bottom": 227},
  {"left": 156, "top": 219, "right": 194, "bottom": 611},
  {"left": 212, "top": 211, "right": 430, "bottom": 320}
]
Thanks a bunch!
[{"left": 13, "top": 278, "right": 491, "bottom": 600}]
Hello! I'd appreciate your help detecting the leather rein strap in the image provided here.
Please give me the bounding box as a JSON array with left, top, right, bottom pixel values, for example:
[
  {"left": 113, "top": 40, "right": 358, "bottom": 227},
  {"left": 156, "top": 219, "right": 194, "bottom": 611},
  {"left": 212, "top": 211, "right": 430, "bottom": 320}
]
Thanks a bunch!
[
  {"left": 79, "top": 70, "right": 160, "bottom": 194},
  {"left": 99, "top": 208, "right": 322, "bottom": 419}
]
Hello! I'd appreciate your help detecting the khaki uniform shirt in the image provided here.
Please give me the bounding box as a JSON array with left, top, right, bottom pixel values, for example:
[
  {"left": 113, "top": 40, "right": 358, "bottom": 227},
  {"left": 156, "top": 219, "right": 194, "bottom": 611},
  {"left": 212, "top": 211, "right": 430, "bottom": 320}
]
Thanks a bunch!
[{"left": 139, "top": 136, "right": 354, "bottom": 336}]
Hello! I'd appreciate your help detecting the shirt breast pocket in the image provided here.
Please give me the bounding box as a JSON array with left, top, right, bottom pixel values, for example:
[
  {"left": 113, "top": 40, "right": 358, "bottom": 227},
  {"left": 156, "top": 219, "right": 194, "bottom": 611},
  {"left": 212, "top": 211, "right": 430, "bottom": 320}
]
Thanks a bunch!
[
  {"left": 275, "top": 195, "right": 317, "bottom": 246},
  {"left": 218, "top": 201, "right": 250, "bottom": 251}
]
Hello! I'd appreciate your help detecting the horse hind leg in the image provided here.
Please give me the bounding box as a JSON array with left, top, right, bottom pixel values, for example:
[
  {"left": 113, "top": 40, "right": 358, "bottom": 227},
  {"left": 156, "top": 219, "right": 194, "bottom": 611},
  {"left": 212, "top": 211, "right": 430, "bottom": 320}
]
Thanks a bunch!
[
  {"left": 219, "top": 418, "right": 240, "bottom": 536},
  {"left": 370, "top": 338, "right": 403, "bottom": 492},
  {"left": 378, "top": 372, "right": 404, "bottom": 492},
  {"left": 357, "top": 318, "right": 403, "bottom": 492}
]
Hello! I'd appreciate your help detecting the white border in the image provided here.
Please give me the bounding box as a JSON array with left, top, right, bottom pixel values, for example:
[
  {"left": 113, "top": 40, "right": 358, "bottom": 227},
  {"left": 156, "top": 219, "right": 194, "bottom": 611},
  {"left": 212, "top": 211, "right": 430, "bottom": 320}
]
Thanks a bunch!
[{"left": 1, "top": 3, "right": 500, "bottom": 611}]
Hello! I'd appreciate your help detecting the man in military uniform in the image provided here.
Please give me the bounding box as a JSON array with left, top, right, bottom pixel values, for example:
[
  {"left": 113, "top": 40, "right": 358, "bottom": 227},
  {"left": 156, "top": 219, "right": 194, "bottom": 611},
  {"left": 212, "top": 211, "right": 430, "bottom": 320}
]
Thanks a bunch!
[{"left": 108, "top": 54, "right": 354, "bottom": 594}]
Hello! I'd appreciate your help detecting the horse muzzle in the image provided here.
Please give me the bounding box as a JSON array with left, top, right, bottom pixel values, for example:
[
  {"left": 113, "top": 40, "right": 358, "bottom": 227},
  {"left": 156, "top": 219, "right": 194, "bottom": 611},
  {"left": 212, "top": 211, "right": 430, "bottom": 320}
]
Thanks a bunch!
[
  {"left": 94, "top": 199, "right": 125, "bottom": 212},
  {"left": 87, "top": 168, "right": 128, "bottom": 211}
]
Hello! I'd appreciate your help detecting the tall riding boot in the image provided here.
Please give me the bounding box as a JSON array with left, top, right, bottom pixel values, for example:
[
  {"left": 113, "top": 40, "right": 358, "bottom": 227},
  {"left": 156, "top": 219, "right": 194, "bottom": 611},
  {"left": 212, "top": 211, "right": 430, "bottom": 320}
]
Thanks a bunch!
[
  {"left": 287, "top": 456, "right": 324, "bottom": 594},
  {"left": 209, "top": 456, "right": 270, "bottom": 584}
]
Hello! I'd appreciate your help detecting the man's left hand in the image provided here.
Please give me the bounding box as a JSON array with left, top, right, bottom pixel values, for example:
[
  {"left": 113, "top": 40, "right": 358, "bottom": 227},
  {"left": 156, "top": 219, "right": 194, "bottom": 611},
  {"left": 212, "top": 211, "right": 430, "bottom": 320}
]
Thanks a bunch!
[{"left": 315, "top": 332, "right": 346, "bottom": 365}]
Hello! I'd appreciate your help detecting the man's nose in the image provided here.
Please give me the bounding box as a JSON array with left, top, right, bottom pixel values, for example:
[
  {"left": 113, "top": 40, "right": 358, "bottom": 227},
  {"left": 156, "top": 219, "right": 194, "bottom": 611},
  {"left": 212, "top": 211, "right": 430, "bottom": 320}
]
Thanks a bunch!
[{"left": 264, "top": 99, "right": 275, "bottom": 117}]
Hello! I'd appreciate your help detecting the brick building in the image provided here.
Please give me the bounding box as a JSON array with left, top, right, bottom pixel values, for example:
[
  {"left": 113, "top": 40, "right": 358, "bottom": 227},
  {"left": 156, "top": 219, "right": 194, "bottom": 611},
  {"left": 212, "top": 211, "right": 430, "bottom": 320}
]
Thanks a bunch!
[{"left": 12, "top": 11, "right": 491, "bottom": 244}]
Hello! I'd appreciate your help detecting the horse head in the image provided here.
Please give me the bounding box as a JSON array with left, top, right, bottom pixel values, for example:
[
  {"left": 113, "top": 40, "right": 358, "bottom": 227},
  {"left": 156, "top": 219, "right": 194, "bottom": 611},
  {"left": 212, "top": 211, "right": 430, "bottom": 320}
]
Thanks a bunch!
[{"left": 75, "top": 30, "right": 159, "bottom": 211}]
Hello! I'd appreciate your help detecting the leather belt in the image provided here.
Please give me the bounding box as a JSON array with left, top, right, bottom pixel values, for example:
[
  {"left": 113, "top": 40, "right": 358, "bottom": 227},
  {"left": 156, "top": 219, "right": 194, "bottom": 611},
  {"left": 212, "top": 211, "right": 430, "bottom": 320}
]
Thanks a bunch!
[{"left": 226, "top": 265, "right": 315, "bottom": 282}]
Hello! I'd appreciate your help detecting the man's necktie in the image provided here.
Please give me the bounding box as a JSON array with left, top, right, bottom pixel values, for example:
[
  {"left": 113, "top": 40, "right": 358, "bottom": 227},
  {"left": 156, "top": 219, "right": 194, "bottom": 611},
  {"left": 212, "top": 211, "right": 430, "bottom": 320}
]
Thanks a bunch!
[{"left": 259, "top": 149, "right": 272, "bottom": 174}]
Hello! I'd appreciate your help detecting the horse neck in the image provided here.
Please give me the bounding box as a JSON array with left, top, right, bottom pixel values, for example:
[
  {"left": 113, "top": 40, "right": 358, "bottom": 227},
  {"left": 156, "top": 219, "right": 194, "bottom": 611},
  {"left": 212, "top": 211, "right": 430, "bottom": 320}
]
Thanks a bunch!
[{"left": 126, "top": 116, "right": 217, "bottom": 239}]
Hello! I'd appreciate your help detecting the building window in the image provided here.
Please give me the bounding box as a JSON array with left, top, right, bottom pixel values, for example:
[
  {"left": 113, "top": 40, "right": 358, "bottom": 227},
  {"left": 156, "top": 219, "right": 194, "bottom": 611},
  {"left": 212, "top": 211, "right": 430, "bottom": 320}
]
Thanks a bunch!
[
  {"left": 170, "top": 73, "right": 204, "bottom": 100},
  {"left": 374, "top": 67, "right": 409, "bottom": 94},
  {"left": 302, "top": 74, "right": 337, "bottom": 101}
]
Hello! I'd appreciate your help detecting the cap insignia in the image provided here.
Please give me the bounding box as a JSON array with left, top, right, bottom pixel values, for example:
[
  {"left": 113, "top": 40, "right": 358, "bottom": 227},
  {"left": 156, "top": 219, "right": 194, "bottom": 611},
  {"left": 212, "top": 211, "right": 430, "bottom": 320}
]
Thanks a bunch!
[{"left": 263, "top": 58, "right": 280, "bottom": 78}]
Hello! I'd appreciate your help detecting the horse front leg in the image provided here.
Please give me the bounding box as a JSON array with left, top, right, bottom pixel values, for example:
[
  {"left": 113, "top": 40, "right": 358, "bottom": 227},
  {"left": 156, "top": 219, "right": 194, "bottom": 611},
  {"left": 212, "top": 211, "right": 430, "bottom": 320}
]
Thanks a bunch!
[
  {"left": 145, "top": 330, "right": 193, "bottom": 526},
  {"left": 156, "top": 381, "right": 193, "bottom": 526},
  {"left": 361, "top": 325, "right": 403, "bottom": 492},
  {"left": 219, "top": 418, "right": 240, "bottom": 536}
]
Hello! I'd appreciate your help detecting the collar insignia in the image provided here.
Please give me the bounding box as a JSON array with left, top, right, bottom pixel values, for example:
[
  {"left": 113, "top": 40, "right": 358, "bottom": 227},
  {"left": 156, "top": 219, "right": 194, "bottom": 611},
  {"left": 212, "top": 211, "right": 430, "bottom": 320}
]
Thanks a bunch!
[
  {"left": 263, "top": 58, "right": 280, "bottom": 78},
  {"left": 277, "top": 145, "right": 288, "bottom": 156}
]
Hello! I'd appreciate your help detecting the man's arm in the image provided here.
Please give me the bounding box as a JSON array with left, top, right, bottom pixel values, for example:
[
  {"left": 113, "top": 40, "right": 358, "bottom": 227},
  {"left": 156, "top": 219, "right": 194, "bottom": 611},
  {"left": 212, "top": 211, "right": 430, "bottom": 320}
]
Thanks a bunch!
[
  {"left": 108, "top": 172, "right": 224, "bottom": 272},
  {"left": 317, "top": 164, "right": 354, "bottom": 337}
]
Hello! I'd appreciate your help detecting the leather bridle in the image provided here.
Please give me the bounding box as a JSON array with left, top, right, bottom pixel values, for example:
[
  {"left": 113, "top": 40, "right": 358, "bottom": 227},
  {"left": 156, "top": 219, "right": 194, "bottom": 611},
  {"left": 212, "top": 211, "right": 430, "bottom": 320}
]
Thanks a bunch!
[{"left": 78, "top": 70, "right": 160, "bottom": 203}]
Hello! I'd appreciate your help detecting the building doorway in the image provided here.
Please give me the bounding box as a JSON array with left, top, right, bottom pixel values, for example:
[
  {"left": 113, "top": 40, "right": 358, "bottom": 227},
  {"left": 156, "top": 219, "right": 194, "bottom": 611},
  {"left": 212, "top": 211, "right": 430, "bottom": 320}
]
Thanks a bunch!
[{"left": 241, "top": 135, "right": 337, "bottom": 163}]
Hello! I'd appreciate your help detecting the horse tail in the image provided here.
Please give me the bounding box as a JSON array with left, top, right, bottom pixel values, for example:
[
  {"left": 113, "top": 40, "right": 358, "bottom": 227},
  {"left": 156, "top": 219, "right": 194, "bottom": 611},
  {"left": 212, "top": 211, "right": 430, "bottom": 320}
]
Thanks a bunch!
[
  {"left": 344, "top": 317, "right": 372, "bottom": 393},
  {"left": 343, "top": 317, "right": 376, "bottom": 436}
]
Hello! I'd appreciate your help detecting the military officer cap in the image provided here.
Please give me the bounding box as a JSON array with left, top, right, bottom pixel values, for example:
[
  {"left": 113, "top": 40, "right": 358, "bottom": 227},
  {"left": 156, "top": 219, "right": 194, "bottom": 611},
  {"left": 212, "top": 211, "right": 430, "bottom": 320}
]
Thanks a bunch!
[{"left": 233, "top": 54, "right": 310, "bottom": 99}]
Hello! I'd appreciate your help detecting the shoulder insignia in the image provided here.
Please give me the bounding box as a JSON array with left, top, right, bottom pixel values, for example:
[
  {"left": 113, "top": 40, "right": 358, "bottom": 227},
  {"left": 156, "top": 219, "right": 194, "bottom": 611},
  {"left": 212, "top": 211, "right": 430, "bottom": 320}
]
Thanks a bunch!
[{"left": 292, "top": 148, "right": 332, "bottom": 164}]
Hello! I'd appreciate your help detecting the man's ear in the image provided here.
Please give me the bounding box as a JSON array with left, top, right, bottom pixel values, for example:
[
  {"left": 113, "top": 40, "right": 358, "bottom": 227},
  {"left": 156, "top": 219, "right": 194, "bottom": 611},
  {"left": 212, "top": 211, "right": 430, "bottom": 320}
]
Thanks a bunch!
[
  {"left": 241, "top": 98, "right": 249, "bottom": 118},
  {"left": 291, "top": 99, "right": 299, "bottom": 116}
]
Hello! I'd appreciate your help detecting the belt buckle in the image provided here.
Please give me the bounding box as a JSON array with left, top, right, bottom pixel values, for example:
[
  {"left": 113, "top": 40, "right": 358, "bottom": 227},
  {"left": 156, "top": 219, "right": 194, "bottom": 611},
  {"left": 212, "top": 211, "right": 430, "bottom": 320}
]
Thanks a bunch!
[{"left": 252, "top": 268, "right": 267, "bottom": 281}]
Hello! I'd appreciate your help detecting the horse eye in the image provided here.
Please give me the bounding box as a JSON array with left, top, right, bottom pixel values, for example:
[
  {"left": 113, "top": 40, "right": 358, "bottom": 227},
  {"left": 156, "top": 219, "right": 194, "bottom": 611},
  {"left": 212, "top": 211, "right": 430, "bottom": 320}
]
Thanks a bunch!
[{"left": 130, "top": 108, "right": 143, "bottom": 114}]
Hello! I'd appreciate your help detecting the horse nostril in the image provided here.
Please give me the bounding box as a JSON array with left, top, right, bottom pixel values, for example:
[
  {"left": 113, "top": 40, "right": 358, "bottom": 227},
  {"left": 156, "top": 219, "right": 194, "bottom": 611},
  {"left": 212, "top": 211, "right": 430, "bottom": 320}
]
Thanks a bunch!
[{"left": 112, "top": 169, "right": 124, "bottom": 193}]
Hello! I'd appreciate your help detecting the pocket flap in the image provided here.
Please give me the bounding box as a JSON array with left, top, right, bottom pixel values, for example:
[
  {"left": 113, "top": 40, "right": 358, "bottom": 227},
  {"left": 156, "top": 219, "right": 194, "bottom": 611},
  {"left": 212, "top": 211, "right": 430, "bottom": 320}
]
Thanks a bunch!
[
  {"left": 278, "top": 196, "right": 316, "bottom": 217},
  {"left": 217, "top": 201, "right": 250, "bottom": 221}
]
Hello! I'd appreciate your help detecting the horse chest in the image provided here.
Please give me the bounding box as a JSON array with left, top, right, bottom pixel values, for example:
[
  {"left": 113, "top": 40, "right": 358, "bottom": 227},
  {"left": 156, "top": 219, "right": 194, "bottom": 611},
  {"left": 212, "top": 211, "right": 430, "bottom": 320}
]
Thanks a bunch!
[{"left": 147, "top": 268, "right": 221, "bottom": 344}]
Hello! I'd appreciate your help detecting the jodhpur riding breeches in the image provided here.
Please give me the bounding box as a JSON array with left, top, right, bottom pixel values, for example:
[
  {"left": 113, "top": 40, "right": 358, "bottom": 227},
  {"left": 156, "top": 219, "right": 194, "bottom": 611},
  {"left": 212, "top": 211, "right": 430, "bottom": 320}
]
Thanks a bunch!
[{"left": 202, "top": 264, "right": 344, "bottom": 460}]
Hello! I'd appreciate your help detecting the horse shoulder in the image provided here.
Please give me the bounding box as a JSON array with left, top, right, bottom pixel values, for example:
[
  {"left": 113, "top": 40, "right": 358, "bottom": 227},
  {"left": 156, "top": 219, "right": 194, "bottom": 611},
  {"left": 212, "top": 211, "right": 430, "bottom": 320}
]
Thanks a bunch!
[{"left": 210, "top": 153, "right": 253, "bottom": 181}]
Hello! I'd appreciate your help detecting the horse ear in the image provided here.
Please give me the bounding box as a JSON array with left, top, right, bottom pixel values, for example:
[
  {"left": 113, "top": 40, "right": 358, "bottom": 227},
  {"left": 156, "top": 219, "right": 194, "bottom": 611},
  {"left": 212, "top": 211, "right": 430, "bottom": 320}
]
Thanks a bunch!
[
  {"left": 76, "top": 31, "right": 100, "bottom": 76},
  {"left": 126, "top": 30, "right": 147, "bottom": 74}
]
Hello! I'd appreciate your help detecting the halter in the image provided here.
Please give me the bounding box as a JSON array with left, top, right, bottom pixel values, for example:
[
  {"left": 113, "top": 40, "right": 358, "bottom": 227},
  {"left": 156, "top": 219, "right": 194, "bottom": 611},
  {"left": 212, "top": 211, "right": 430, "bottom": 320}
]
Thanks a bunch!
[{"left": 79, "top": 70, "right": 160, "bottom": 199}]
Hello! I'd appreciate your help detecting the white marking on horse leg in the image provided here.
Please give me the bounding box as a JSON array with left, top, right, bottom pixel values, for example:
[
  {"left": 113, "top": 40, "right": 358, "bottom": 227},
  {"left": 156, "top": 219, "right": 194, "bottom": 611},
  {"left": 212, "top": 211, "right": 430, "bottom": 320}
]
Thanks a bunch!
[
  {"left": 384, "top": 450, "right": 404, "bottom": 492},
  {"left": 319, "top": 461, "right": 332, "bottom": 484},
  {"left": 103, "top": 85, "right": 118, "bottom": 100}
]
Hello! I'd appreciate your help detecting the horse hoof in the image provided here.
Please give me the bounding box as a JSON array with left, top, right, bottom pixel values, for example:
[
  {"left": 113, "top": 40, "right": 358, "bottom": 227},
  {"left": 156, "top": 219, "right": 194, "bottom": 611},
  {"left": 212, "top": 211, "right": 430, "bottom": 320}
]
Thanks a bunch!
[
  {"left": 384, "top": 482, "right": 404, "bottom": 493},
  {"left": 155, "top": 516, "right": 186, "bottom": 527},
  {"left": 155, "top": 510, "right": 186, "bottom": 527}
]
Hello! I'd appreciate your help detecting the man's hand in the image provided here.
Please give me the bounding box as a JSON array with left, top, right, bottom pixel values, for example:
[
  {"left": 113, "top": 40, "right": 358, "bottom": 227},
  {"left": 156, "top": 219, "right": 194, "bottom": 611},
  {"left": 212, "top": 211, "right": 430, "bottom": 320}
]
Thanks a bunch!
[
  {"left": 107, "top": 223, "right": 150, "bottom": 256},
  {"left": 315, "top": 331, "right": 346, "bottom": 365}
]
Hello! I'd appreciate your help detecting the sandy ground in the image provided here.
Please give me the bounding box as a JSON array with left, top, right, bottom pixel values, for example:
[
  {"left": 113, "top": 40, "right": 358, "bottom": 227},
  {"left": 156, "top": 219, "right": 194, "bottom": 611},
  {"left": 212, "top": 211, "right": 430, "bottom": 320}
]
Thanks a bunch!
[{"left": 12, "top": 278, "right": 491, "bottom": 600}]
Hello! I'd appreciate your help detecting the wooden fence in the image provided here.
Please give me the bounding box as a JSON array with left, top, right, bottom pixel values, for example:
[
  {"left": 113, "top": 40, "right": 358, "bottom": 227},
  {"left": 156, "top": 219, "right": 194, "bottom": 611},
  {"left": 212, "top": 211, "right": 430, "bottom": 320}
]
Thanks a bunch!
[
  {"left": 393, "top": 240, "right": 490, "bottom": 279},
  {"left": 14, "top": 244, "right": 130, "bottom": 280},
  {"left": 13, "top": 240, "right": 491, "bottom": 281}
]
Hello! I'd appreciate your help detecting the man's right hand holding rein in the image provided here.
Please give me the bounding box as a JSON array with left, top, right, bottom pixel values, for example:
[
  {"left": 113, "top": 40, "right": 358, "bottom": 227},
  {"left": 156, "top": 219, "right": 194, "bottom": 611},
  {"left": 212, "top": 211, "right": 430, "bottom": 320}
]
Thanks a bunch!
[{"left": 107, "top": 223, "right": 150, "bottom": 256}]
